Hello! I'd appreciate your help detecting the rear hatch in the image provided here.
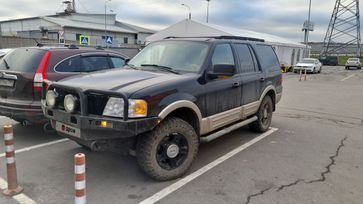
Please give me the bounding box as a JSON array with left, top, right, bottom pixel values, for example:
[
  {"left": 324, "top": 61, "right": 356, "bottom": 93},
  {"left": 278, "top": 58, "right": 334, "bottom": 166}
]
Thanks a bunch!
[{"left": 0, "top": 48, "right": 48, "bottom": 103}]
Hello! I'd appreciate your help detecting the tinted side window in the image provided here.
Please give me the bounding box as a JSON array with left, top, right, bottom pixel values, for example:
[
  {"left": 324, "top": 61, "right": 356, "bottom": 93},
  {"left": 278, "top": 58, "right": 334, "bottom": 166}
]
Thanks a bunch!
[
  {"left": 212, "top": 44, "right": 235, "bottom": 66},
  {"left": 0, "top": 48, "right": 45, "bottom": 72},
  {"left": 110, "top": 57, "right": 125, "bottom": 68},
  {"left": 81, "top": 56, "right": 109, "bottom": 72},
  {"left": 234, "top": 44, "right": 256, "bottom": 73},
  {"left": 254, "top": 45, "right": 280, "bottom": 69},
  {"left": 55, "top": 56, "right": 81, "bottom": 72}
]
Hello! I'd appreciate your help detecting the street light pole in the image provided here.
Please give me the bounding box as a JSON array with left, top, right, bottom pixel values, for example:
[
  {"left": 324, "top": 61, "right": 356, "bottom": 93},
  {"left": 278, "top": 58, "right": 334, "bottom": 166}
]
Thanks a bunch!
[
  {"left": 104, "top": 0, "right": 111, "bottom": 42},
  {"left": 206, "top": 0, "right": 210, "bottom": 23},
  {"left": 304, "top": 0, "right": 312, "bottom": 57},
  {"left": 181, "top": 4, "right": 191, "bottom": 20}
]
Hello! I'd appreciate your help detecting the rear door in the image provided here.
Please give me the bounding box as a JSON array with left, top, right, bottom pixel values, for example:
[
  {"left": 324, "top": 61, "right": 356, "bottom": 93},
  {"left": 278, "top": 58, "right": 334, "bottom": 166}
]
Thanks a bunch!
[
  {"left": 233, "top": 43, "right": 262, "bottom": 105},
  {"left": 0, "top": 48, "right": 46, "bottom": 100}
]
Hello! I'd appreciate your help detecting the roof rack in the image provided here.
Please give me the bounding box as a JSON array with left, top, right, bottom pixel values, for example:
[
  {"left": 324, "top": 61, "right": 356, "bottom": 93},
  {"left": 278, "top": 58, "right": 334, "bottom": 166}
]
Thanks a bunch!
[{"left": 164, "top": 35, "right": 265, "bottom": 42}]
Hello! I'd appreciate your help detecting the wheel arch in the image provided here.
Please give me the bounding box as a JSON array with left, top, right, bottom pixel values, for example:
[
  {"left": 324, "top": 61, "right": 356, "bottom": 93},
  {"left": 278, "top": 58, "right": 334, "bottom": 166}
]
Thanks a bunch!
[
  {"left": 158, "top": 100, "right": 203, "bottom": 135},
  {"left": 260, "top": 86, "right": 277, "bottom": 111}
]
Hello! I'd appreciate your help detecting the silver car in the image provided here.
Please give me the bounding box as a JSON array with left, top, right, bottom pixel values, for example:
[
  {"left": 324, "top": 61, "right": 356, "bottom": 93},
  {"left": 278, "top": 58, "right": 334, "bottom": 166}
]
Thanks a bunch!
[{"left": 345, "top": 58, "right": 361, "bottom": 70}]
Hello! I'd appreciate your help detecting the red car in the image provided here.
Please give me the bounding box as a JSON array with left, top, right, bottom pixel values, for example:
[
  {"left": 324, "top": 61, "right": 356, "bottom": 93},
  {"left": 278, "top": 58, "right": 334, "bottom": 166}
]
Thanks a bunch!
[{"left": 0, "top": 45, "right": 128, "bottom": 126}]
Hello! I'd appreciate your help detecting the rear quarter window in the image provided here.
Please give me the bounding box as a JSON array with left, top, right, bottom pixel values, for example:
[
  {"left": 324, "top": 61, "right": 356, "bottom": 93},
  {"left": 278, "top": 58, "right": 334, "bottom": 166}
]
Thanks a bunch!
[
  {"left": 254, "top": 45, "right": 280, "bottom": 70},
  {"left": 0, "top": 48, "right": 45, "bottom": 72}
]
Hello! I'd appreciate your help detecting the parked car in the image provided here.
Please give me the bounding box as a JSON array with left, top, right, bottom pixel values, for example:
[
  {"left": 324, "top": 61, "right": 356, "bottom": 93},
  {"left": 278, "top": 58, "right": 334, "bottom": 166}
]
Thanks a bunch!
[
  {"left": 319, "top": 56, "right": 338, "bottom": 66},
  {"left": 42, "top": 37, "right": 282, "bottom": 180},
  {"left": 345, "top": 58, "right": 361, "bottom": 70},
  {"left": 0, "top": 46, "right": 128, "bottom": 126},
  {"left": 293, "top": 58, "right": 322, "bottom": 74}
]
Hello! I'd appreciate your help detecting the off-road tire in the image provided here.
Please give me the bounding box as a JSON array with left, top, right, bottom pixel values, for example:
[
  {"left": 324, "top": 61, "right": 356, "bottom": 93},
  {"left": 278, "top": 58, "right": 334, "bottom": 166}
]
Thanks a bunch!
[
  {"left": 137, "top": 117, "right": 199, "bottom": 181},
  {"left": 249, "top": 96, "right": 273, "bottom": 133}
]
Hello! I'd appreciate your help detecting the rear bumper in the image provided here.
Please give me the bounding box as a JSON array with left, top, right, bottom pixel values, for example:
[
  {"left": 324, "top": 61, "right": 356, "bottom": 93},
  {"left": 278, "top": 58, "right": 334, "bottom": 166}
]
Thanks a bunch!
[
  {"left": 0, "top": 98, "right": 46, "bottom": 123},
  {"left": 43, "top": 106, "right": 159, "bottom": 141}
]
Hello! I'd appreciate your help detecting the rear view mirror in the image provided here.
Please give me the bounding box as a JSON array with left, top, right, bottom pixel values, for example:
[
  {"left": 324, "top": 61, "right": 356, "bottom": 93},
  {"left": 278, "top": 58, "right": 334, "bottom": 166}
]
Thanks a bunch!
[{"left": 207, "top": 64, "right": 235, "bottom": 79}]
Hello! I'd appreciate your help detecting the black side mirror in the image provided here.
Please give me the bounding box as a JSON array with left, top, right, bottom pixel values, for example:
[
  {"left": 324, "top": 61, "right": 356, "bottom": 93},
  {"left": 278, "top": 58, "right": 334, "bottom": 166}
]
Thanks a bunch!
[
  {"left": 125, "top": 58, "right": 130, "bottom": 64},
  {"left": 207, "top": 64, "right": 235, "bottom": 79}
]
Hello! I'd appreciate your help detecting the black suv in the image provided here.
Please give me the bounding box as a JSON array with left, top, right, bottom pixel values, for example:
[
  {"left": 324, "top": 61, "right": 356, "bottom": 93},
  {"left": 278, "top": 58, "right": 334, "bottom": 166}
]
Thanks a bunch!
[
  {"left": 0, "top": 46, "right": 127, "bottom": 125},
  {"left": 42, "top": 37, "right": 282, "bottom": 180}
]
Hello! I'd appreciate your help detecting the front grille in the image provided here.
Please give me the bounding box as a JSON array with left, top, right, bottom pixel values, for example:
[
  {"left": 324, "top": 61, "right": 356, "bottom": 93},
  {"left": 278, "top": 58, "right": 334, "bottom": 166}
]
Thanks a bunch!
[{"left": 87, "top": 93, "right": 109, "bottom": 115}]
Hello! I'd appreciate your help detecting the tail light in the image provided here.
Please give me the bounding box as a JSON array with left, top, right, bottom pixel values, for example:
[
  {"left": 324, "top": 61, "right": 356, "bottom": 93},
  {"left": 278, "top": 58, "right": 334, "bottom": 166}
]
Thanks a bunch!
[{"left": 33, "top": 51, "right": 51, "bottom": 92}]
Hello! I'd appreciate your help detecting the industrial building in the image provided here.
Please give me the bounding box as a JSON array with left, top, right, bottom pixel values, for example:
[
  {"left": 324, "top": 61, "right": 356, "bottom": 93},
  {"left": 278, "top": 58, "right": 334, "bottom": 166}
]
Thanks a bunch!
[
  {"left": 146, "top": 19, "right": 309, "bottom": 68},
  {"left": 0, "top": 1, "right": 154, "bottom": 47}
]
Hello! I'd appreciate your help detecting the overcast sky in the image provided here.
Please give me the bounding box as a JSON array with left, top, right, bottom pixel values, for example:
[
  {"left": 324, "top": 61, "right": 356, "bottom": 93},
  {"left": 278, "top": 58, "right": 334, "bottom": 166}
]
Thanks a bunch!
[{"left": 0, "top": 0, "right": 361, "bottom": 42}]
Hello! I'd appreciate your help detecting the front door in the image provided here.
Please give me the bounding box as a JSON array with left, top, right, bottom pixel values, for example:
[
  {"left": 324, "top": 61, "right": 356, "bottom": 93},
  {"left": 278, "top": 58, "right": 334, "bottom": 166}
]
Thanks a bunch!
[{"left": 203, "top": 43, "right": 242, "bottom": 117}]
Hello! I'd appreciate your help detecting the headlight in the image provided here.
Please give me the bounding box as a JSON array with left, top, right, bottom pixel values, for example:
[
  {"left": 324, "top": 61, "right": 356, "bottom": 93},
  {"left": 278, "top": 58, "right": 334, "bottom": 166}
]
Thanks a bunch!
[
  {"left": 102, "top": 97, "right": 147, "bottom": 118},
  {"left": 46, "top": 90, "right": 57, "bottom": 108},
  {"left": 64, "top": 94, "right": 78, "bottom": 113}
]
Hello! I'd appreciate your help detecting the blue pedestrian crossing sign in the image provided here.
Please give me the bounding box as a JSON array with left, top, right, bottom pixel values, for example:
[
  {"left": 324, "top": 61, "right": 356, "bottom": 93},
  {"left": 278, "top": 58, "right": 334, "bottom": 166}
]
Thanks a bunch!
[
  {"left": 105, "top": 36, "right": 113, "bottom": 44},
  {"left": 80, "top": 35, "right": 90, "bottom": 45}
]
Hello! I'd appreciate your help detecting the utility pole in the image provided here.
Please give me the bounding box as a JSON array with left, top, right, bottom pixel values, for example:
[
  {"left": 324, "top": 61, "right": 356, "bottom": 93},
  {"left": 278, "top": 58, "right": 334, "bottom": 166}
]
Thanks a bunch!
[{"left": 206, "top": 0, "right": 210, "bottom": 23}]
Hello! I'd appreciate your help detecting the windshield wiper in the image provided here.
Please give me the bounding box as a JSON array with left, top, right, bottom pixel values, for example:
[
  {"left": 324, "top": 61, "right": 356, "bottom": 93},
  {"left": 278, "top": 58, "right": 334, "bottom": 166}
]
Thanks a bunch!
[
  {"left": 125, "top": 64, "right": 139, "bottom": 70},
  {"left": 141, "top": 64, "right": 180, "bottom": 74},
  {"left": 3, "top": 59, "right": 10, "bottom": 69}
]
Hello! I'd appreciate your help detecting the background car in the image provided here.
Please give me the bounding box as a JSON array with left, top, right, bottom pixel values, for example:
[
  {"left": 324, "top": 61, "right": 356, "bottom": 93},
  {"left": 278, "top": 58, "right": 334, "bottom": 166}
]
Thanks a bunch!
[
  {"left": 0, "top": 45, "right": 128, "bottom": 126},
  {"left": 293, "top": 58, "right": 322, "bottom": 74},
  {"left": 345, "top": 58, "right": 361, "bottom": 70}
]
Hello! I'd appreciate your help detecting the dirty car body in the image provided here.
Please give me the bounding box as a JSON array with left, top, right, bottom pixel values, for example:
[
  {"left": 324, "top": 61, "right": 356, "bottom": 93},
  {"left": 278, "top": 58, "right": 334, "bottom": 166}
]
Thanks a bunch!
[{"left": 42, "top": 37, "right": 282, "bottom": 180}]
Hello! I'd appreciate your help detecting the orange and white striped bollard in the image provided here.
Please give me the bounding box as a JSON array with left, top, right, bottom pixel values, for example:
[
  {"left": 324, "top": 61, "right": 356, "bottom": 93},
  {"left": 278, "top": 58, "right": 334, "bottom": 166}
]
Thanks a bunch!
[
  {"left": 75, "top": 153, "right": 86, "bottom": 204},
  {"left": 3, "top": 125, "right": 23, "bottom": 196}
]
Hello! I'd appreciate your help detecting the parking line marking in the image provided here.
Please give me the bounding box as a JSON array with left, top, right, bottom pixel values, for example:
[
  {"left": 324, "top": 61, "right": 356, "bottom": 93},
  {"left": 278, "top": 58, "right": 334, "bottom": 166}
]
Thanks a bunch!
[
  {"left": 13, "top": 193, "right": 37, "bottom": 204},
  {"left": 0, "top": 177, "right": 36, "bottom": 204},
  {"left": 139, "top": 127, "right": 278, "bottom": 204},
  {"left": 341, "top": 74, "right": 356, "bottom": 81},
  {"left": 0, "top": 138, "right": 69, "bottom": 158}
]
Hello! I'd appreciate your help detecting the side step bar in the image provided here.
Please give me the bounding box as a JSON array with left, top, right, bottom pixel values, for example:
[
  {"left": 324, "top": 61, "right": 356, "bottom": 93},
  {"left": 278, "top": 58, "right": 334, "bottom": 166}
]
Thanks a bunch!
[{"left": 200, "top": 116, "right": 258, "bottom": 143}]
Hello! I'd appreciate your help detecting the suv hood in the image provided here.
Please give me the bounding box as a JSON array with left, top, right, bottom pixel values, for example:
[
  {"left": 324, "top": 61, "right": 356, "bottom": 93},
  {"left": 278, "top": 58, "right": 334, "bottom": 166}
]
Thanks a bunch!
[{"left": 57, "top": 68, "right": 180, "bottom": 95}]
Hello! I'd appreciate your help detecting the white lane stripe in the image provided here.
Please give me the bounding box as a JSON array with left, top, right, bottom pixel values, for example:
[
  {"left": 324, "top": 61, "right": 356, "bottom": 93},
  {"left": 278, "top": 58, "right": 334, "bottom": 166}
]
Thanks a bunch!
[
  {"left": 4, "top": 133, "right": 13, "bottom": 141},
  {"left": 0, "top": 177, "right": 36, "bottom": 204},
  {"left": 75, "top": 196, "right": 86, "bottom": 204},
  {"left": 139, "top": 127, "right": 278, "bottom": 204},
  {"left": 6, "top": 157, "right": 15, "bottom": 164},
  {"left": 341, "top": 74, "right": 356, "bottom": 81},
  {"left": 0, "top": 139, "right": 69, "bottom": 158},
  {"left": 75, "top": 180, "right": 86, "bottom": 190},
  {"left": 13, "top": 193, "right": 37, "bottom": 204},
  {"left": 75, "top": 164, "right": 86, "bottom": 174}
]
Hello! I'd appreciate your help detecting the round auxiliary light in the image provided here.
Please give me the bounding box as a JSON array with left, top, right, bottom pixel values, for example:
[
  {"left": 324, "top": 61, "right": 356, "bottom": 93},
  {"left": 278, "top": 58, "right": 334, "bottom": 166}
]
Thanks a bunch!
[
  {"left": 46, "top": 90, "right": 57, "bottom": 108},
  {"left": 64, "top": 94, "right": 77, "bottom": 113}
]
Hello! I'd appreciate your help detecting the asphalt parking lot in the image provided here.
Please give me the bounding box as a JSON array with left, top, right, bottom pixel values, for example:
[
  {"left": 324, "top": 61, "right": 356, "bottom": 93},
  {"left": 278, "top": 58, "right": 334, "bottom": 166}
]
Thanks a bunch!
[{"left": 0, "top": 66, "right": 362, "bottom": 204}]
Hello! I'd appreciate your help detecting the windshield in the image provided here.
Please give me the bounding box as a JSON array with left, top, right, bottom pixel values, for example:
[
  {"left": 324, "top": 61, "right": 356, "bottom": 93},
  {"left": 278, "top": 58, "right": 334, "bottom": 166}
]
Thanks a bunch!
[
  {"left": 301, "top": 59, "right": 315, "bottom": 64},
  {"left": 128, "top": 41, "right": 209, "bottom": 73},
  {"left": 348, "top": 58, "right": 359, "bottom": 61}
]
